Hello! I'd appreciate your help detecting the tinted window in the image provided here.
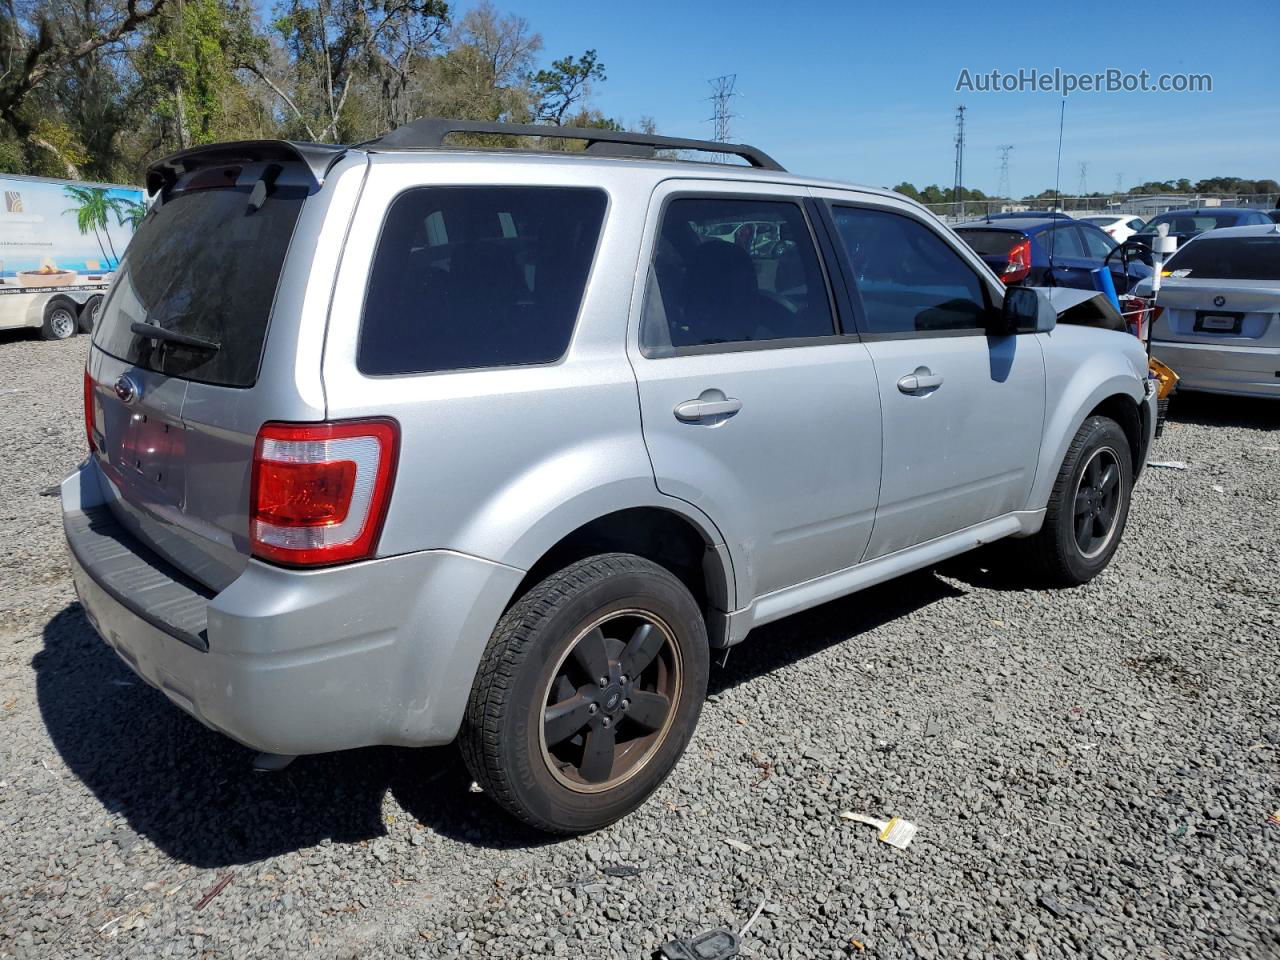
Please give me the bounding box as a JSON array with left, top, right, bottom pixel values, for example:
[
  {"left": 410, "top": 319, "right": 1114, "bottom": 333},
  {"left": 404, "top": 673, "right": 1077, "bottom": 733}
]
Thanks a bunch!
[
  {"left": 1079, "top": 226, "right": 1116, "bottom": 259},
  {"left": 1128, "top": 219, "right": 1146, "bottom": 231},
  {"left": 358, "top": 186, "right": 606, "bottom": 375},
  {"left": 641, "top": 198, "right": 834, "bottom": 354},
  {"left": 93, "top": 176, "right": 305, "bottom": 387},
  {"left": 1045, "top": 225, "right": 1087, "bottom": 258},
  {"left": 833, "top": 206, "right": 988, "bottom": 334},
  {"left": 1140, "top": 211, "right": 1254, "bottom": 233},
  {"left": 1163, "top": 237, "right": 1280, "bottom": 281},
  {"left": 955, "top": 228, "right": 1026, "bottom": 256}
]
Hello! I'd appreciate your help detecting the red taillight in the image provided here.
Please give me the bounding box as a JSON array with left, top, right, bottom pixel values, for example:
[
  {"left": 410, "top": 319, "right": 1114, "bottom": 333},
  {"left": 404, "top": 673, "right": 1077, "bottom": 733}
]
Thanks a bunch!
[
  {"left": 1120, "top": 295, "right": 1147, "bottom": 339},
  {"left": 83, "top": 368, "right": 96, "bottom": 453},
  {"left": 250, "top": 419, "right": 399, "bottom": 567},
  {"left": 1002, "top": 239, "right": 1032, "bottom": 285}
]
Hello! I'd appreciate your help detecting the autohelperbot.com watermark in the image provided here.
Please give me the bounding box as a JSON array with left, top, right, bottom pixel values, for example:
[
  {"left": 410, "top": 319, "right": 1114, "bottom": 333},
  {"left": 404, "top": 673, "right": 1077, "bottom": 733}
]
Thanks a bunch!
[{"left": 956, "top": 67, "right": 1212, "bottom": 96}]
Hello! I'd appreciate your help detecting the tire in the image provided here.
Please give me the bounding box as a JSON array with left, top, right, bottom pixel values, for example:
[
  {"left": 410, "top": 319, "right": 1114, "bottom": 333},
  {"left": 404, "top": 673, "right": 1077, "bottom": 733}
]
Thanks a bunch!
[
  {"left": 1024, "top": 415, "right": 1133, "bottom": 586},
  {"left": 40, "top": 299, "right": 78, "bottom": 341},
  {"left": 78, "top": 295, "right": 103, "bottom": 334},
  {"left": 459, "top": 553, "right": 709, "bottom": 834}
]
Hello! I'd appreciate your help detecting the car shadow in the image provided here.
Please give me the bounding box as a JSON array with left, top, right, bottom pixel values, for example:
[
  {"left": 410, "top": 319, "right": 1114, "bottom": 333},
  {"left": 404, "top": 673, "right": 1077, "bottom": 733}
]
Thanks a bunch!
[
  {"left": 35, "top": 604, "right": 555, "bottom": 867},
  {"left": 1166, "top": 391, "right": 1279, "bottom": 430},
  {"left": 709, "top": 570, "right": 965, "bottom": 695},
  {"left": 39, "top": 570, "right": 970, "bottom": 866}
]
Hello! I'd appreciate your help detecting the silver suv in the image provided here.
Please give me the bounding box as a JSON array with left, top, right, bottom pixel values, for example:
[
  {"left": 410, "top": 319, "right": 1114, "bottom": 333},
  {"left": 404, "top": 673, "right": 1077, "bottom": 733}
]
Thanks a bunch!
[{"left": 63, "top": 119, "right": 1157, "bottom": 834}]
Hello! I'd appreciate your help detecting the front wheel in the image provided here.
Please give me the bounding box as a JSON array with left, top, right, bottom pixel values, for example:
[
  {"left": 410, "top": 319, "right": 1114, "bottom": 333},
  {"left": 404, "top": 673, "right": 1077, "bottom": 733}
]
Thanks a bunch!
[
  {"left": 40, "top": 299, "right": 78, "bottom": 341},
  {"left": 459, "top": 553, "right": 709, "bottom": 834},
  {"left": 1025, "top": 415, "right": 1133, "bottom": 586}
]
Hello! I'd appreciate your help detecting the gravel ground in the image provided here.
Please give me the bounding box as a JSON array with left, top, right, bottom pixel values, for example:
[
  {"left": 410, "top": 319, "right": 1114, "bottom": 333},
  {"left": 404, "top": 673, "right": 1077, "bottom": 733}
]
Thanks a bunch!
[{"left": 1, "top": 329, "right": 1277, "bottom": 960}]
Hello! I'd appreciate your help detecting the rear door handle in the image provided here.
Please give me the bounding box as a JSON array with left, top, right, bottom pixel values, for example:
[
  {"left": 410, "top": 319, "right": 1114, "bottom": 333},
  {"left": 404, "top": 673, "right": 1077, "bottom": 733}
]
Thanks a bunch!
[
  {"left": 897, "top": 371, "right": 944, "bottom": 393},
  {"left": 674, "top": 391, "right": 742, "bottom": 422}
]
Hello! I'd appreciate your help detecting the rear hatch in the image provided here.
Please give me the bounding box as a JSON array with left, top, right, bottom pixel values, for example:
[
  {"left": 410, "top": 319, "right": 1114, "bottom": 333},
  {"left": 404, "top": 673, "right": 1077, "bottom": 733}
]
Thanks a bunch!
[
  {"left": 1151, "top": 235, "right": 1280, "bottom": 347},
  {"left": 86, "top": 146, "right": 341, "bottom": 590}
]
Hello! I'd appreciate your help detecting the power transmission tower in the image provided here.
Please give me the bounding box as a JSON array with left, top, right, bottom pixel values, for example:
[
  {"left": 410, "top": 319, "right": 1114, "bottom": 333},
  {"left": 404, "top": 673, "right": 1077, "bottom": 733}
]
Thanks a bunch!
[
  {"left": 1077, "top": 161, "right": 1090, "bottom": 198},
  {"left": 997, "top": 144, "right": 1014, "bottom": 201},
  {"left": 952, "top": 105, "right": 966, "bottom": 216},
  {"left": 706, "top": 75, "right": 738, "bottom": 143},
  {"left": 1115, "top": 172, "right": 1123, "bottom": 196}
]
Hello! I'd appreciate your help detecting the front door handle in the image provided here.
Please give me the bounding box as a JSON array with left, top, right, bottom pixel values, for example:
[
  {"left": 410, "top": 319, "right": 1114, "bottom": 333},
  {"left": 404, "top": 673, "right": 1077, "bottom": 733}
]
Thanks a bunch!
[
  {"left": 674, "top": 390, "right": 743, "bottom": 422},
  {"left": 897, "top": 369, "right": 944, "bottom": 393}
]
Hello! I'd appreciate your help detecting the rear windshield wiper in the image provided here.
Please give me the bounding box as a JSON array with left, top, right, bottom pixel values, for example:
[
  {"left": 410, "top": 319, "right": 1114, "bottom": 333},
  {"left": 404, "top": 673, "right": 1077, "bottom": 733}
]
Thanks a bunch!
[{"left": 130, "top": 321, "right": 220, "bottom": 353}]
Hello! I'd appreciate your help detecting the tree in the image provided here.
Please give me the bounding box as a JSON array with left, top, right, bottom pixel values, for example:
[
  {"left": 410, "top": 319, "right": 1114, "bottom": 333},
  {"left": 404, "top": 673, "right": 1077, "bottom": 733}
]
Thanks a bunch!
[
  {"left": 0, "top": 0, "right": 168, "bottom": 173},
  {"left": 264, "top": 0, "right": 449, "bottom": 142},
  {"left": 136, "top": 0, "right": 265, "bottom": 149},
  {"left": 531, "top": 48, "right": 604, "bottom": 125},
  {"left": 423, "top": 1, "right": 541, "bottom": 123}
]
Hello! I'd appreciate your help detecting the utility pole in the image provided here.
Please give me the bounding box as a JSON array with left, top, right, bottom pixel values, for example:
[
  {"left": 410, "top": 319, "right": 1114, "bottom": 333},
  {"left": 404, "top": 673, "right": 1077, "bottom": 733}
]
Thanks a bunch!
[
  {"left": 997, "top": 144, "right": 1014, "bottom": 202},
  {"left": 953, "top": 105, "right": 966, "bottom": 217},
  {"left": 706, "top": 75, "right": 738, "bottom": 144}
]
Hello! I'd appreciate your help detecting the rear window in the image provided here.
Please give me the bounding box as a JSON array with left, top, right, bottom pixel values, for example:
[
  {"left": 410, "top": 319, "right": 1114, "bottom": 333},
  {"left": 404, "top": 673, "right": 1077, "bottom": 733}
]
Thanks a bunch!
[
  {"left": 93, "top": 176, "right": 305, "bottom": 388},
  {"left": 955, "top": 229, "right": 1025, "bottom": 257},
  {"left": 1140, "top": 212, "right": 1254, "bottom": 234},
  {"left": 358, "top": 186, "right": 606, "bottom": 376},
  {"left": 1163, "top": 237, "right": 1280, "bottom": 281}
]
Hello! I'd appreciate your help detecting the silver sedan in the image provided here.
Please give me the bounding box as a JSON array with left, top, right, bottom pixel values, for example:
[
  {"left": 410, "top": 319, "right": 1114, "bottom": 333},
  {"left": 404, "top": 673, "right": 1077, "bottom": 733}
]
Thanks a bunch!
[{"left": 1138, "top": 224, "right": 1280, "bottom": 399}]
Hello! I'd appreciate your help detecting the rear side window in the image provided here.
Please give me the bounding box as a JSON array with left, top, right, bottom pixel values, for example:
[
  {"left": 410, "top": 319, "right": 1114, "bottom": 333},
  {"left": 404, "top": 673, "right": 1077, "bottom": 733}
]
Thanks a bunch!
[
  {"left": 358, "top": 186, "right": 606, "bottom": 375},
  {"left": 1045, "top": 225, "right": 1086, "bottom": 258},
  {"left": 1163, "top": 237, "right": 1280, "bottom": 280},
  {"left": 640, "top": 197, "right": 835, "bottom": 354},
  {"left": 1079, "top": 226, "right": 1116, "bottom": 259},
  {"left": 93, "top": 176, "right": 305, "bottom": 387},
  {"left": 955, "top": 228, "right": 1026, "bottom": 256},
  {"left": 833, "top": 206, "right": 988, "bottom": 334}
]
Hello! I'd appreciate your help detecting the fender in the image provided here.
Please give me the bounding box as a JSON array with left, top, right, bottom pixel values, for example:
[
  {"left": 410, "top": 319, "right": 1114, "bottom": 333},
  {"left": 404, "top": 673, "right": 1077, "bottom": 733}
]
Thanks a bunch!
[{"left": 1030, "top": 326, "right": 1149, "bottom": 510}]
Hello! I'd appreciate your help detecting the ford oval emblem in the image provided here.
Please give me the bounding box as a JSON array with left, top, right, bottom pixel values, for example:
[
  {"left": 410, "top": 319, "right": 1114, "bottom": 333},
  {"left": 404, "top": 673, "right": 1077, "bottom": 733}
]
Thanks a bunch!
[
  {"left": 1213, "top": 295, "right": 1226, "bottom": 308},
  {"left": 114, "top": 374, "right": 140, "bottom": 405}
]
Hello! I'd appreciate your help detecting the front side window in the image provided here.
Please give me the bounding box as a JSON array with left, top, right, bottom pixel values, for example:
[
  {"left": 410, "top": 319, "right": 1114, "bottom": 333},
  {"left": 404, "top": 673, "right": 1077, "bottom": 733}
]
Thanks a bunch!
[
  {"left": 832, "top": 206, "right": 988, "bottom": 335},
  {"left": 358, "top": 186, "right": 606, "bottom": 375},
  {"left": 640, "top": 197, "right": 835, "bottom": 354}
]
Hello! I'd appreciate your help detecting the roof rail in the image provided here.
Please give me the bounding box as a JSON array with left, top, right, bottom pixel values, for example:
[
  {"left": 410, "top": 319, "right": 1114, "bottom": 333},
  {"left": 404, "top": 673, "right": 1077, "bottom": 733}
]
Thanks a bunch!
[{"left": 363, "top": 117, "right": 785, "bottom": 172}]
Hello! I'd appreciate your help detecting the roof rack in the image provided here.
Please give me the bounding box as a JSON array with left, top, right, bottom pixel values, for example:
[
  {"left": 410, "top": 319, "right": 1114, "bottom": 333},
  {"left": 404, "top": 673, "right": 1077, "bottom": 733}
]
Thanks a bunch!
[{"left": 364, "top": 117, "right": 785, "bottom": 172}]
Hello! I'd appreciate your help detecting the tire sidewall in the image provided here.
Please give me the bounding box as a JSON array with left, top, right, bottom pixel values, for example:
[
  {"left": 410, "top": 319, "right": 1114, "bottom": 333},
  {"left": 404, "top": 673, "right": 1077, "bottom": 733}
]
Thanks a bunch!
[
  {"left": 499, "top": 565, "right": 708, "bottom": 833},
  {"left": 1055, "top": 418, "right": 1133, "bottom": 582},
  {"left": 42, "top": 300, "right": 77, "bottom": 341}
]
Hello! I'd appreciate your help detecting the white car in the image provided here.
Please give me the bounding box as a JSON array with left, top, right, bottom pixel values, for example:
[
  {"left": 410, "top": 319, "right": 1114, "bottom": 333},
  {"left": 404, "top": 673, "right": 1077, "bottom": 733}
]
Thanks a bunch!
[{"left": 1079, "top": 215, "right": 1147, "bottom": 244}]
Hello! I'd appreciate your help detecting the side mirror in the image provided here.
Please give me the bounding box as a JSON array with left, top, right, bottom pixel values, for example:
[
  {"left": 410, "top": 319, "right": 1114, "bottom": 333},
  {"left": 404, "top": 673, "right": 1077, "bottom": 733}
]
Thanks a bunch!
[{"left": 988, "top": 285, "right": 1056, "bottom": 336}]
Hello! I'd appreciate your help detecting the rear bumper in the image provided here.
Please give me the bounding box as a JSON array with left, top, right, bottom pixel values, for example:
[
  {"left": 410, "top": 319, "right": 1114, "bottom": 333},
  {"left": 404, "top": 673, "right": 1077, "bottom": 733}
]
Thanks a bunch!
[
  {"left": 1152, "top": 340, "right": 1280, "bottom": 399},
  {"left": 62, "top": 460, "right": 524, "bottom": 755}
]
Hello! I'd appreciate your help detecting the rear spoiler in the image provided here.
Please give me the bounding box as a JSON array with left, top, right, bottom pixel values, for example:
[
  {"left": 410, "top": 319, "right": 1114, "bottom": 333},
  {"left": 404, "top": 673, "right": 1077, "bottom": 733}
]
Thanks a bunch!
[{"left": 145, "top": 140, "right": 348, "bottom": 198}]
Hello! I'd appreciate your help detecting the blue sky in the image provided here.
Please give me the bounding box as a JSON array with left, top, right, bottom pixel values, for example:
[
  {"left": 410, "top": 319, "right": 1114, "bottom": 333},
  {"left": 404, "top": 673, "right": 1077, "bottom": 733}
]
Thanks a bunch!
[{"left": 485, "top": 0, "right": 1277, "bottom": 196}]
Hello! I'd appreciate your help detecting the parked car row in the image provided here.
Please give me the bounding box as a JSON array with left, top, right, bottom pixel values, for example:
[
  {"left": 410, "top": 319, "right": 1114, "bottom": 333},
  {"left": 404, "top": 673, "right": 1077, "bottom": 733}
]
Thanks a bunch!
[{"left": 64, "top": 120, "right": 1157, "bottom": 834}]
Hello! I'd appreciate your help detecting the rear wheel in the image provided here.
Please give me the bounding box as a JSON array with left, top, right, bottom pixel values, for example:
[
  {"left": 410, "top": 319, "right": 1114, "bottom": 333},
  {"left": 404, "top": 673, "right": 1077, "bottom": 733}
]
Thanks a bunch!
[
  {"left": 78, "top": 295, "right": 103, "bottom": 334},
  {"left": 460, "top": 553, "right": 709, "bottom": 834},
  {"left": 1024, "top": 415, "right": 1133, "bottom": 586},
  {"left": 41, "top": 299, "right": 77, "bottom": 341}
]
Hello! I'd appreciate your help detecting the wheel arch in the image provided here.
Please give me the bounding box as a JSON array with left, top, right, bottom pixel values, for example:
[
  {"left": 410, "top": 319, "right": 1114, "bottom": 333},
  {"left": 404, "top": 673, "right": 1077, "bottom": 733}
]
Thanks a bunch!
[
  {"left": 1030, "top": 366, "right": 1146, "bottom": 510},
  {"left": 505, "top": 504, "right": 736, "bottom": 649}
]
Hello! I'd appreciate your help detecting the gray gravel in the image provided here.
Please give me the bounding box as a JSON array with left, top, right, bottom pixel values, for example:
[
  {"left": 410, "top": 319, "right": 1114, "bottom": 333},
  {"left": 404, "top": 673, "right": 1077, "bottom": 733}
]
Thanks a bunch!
[{"left": 1, "top": 329, "right": 1278, "bottom": 960}]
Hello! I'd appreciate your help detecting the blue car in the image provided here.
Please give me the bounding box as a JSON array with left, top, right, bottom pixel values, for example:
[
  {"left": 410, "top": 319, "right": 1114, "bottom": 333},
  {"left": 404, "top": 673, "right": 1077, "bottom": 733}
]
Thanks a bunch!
[{"left": 955, "top": 216, "right": 1153, "bottom": 294}]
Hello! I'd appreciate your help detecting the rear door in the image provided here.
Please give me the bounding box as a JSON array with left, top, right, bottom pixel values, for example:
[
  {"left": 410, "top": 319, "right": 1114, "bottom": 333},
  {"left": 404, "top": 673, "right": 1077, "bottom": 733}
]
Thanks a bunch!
[
  {"left": 815, "top": 194, "right": 1046, "bottom": 559},
  {"left": 87, "top": 153, "right": 359, "bottom": 589},
  {"left": 1043, "top": 224, "right": 1095, "bottom": 289},
  {"left": 629, "top": 180, "right": 882, "bottom": 601}
]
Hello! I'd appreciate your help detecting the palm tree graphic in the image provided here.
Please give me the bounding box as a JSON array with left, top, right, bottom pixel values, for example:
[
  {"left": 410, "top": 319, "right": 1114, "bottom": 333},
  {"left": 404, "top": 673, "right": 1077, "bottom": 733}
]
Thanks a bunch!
[
  {"left": 63, "top": 186, "right": 120, "bottom": 268},
  {"left": 110, "top": 197, "right": 147, "bottom": 232}
]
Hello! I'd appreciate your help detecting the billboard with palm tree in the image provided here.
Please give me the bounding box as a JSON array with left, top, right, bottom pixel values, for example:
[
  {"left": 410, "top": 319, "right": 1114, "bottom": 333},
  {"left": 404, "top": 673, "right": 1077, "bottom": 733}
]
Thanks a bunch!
[{"left": 0, "top": 176, "right": 145, "bottom": 286}]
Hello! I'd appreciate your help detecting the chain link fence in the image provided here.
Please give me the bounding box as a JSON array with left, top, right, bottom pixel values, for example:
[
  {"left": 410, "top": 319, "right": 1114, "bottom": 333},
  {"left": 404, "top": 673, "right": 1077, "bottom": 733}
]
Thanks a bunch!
[{"left": 924, "top": 193, "right": 1280, "bottom": 224}]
